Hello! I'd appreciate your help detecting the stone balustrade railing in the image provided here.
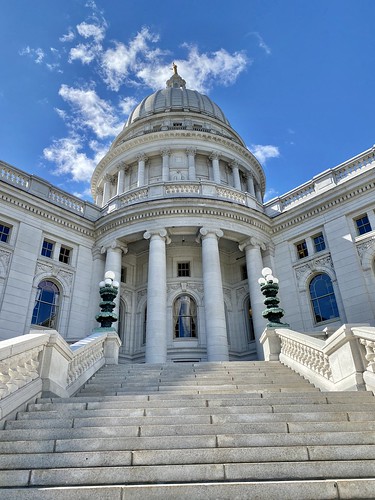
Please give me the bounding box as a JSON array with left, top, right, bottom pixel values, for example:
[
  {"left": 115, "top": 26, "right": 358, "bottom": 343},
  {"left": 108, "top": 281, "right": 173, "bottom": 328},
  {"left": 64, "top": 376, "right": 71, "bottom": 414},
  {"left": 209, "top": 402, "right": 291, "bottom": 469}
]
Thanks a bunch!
[
  {"left": 106, "top": 180, "right": 254, "bottom": 213},
  {"left": 0, "top": 160, "right": 100, "bottom": 221},
  {"left": 265, "top": 146, "right": 375, "bottom": 215},
  {"left": 0, "top": 329, "right": 121, "bottom": 424},
  {"left": 261, "top": 324, "right": 375, "bottom": 392}
]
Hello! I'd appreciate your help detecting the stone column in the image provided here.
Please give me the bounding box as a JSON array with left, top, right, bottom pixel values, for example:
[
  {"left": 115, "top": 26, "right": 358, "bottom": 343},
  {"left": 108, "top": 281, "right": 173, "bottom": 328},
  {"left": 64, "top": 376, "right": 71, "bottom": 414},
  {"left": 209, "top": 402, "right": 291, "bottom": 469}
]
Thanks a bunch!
[
  {"left": 255, "top": 184, "right": 263, "bottom": 203},
  {"left": 102, "top": 175, "right": 113, "bottom": 205},
  {"left": 239, "top": 237, "right": 266, "bottom": 360},
  {"left": 101, "top": 240, "right": 128, "bottom": 331},
  {"left": 186, "top": 147, "right": 197, "bottom": 180},
  {"left": 95, "top": 187, "right": 103, "bottom": 207},
  {"left": 116, "top": 164, "right": 126, "bottom": 196},
  {"left": 161, "top": 148, "right": 171, "bottom": 182},
  {"left": 137, "top": 153, "right": 147, "bottom": 187},
  {"left": 90, "top": 246, "right": 105, "bottom": 331},
  {"left": 246, "top": 174, "right": 256, "bottom": 197},
  {"left": 231, "top": 161, "right": 242, "bottom": 191},
  {"left": 144, "top": 229, "right": 170, "bottom": 363},
  {"left": 210, "top": 151, "right": 221, "bottom": 184},
  {"left": 199, "top": 227, "right": 229, "bottom": 361}
]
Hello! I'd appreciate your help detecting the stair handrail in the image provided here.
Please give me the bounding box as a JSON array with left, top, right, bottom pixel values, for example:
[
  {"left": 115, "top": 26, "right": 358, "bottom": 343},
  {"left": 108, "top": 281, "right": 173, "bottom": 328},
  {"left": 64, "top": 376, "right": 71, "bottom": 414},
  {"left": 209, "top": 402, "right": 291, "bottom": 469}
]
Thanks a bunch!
[
  {"left": 0, "top": 329, "right": 121, "bottom": 424},
  {"left": 260, "top": 324, "right": 375, "bottom": 392}
]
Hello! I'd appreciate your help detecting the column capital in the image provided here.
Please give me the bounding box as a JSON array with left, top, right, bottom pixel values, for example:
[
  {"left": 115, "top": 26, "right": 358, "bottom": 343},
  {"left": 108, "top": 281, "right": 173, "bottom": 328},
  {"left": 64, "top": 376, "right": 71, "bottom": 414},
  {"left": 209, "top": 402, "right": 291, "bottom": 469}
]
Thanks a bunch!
[
  {"left": 209, "top": 151, "right": 221, "bottom": 161},
  {"left": 230, "top": 159, "right": 240, "bottom": 169},
  {"left": 144, "top": 228, "right": 171, "bottom": 244},
  {"left": 239, "top": 237, "right": 266, "bottom": 252},
  {"left": 160, "top": 147, "right": 171, "bottom": 157},
  {"left": 115, "top": 161, "right": 128, "bottom": 173},
  {"left": 92, "top": 245, "right": 105, "bottom": 260},
  {"left": 103, "top": 173, "right": 114, "bottom": 183},
  {"left": 186, "top": 147, "right": 197, "bottom": 157},
  {"left": 101, "top": 240, "right": 128, "bottom": 254},
  {"left": 96, "top": 187, "right": 103, "bottom": 195},
  {"left": 199, "top": 227, "right": 224, "bottom": 241},
  {"left": 136, "top": 153, "right": 148, "bottom": 162}
]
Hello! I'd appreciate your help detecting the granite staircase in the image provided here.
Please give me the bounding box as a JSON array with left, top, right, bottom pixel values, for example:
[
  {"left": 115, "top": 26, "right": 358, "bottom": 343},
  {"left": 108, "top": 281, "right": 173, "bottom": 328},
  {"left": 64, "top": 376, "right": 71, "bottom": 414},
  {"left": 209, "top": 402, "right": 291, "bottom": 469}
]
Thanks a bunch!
[{"left": 1, "top": 361, "right": 375, "bottom": 499}]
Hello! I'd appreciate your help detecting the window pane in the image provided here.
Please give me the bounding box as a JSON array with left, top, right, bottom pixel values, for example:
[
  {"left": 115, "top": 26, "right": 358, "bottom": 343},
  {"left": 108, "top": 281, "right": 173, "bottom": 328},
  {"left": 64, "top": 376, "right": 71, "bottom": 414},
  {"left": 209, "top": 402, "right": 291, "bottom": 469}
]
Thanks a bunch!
[
  {"left": 41, "top": 240, "right": 54, "bottom": 258},
  {"left": 296, "top": 241, "right": 308, "bottom": 259},
  {"left": 32, "top": 280, "right": 60, "bottom": 328},
  {"left": 0, "top": 224, "right": 10, "bottom": 243},
  {"left": 355, "top": 215, "right": 372, "bottom": 235},
  {"left": 309, "top": 274, "right": 339, "bottom": 323},
  {"left": 313, "top": 234, "right": 326, "bottom": 252}
]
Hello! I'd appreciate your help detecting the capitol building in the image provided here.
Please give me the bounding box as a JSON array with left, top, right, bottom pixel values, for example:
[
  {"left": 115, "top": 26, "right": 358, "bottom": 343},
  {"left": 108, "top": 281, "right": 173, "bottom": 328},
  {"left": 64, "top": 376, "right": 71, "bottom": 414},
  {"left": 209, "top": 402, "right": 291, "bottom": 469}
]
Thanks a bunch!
[{"left": 1, "top": 67, "right": 374, "bottom": 364}]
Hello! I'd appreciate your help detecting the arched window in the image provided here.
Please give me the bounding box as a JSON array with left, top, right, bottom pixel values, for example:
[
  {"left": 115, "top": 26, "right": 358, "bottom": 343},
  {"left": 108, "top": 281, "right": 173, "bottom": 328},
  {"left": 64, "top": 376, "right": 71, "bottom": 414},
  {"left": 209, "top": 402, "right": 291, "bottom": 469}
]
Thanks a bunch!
[
  {"left": 173, "top": 295, "right": 197, "bottom": 338},
  {"left": 244, "top": 296, "right": 255, "bottom": 342},
  {"left": 309, "top": 273, "right": 339, "bottom": 323},
  {"left": 32, "top": 280, "right": 60, "bottom": 328}
]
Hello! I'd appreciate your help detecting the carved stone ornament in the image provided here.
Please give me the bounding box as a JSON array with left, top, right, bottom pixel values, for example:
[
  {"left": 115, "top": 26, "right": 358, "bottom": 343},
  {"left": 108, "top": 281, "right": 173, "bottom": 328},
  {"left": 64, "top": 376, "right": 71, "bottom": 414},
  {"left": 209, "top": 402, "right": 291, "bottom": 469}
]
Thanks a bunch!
[
  {"left": 294, "top": 253, "right": 335, "bottom": 286},
  {"left": 137, "top": 289, "right": 147, "bottom": 301},
  {"left": 356, "top": 236, "right": 375, "bottom": 269},
  {"left": 0, "top": 248, "right": 12, "bottom": 278}
]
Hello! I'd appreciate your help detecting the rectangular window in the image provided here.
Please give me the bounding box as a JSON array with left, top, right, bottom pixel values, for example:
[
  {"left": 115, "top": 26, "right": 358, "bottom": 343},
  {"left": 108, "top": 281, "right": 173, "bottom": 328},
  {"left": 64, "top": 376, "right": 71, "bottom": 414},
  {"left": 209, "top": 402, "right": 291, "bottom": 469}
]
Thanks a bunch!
[
  {"left": 355, "top": 215, "right": 372, "bottom": 235},
  {"left": 313, "top": 233, "right": 326, "bottom": 252},
  {"left": 59, "top": 245, "right": 71, "bottom": 264},
  {"left": 177, "top": 262, "right": 190, "bottom": 277},
  {"left": 41, "top": 239, "right": 54, "bottom": 258},
  {"left": 121, "top": 267, "right": 127, "bottom": 283},
  {"left": 0, "top": 223, "right": 11, "bottom": 243},
  {"left": 296, "top": 240, "right": 308, "bottom": 259}
]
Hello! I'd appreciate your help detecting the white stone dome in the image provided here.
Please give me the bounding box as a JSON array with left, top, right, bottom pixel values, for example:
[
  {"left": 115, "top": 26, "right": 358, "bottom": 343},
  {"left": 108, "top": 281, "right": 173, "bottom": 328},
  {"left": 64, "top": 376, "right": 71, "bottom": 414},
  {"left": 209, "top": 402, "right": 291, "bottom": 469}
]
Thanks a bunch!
[
  {"left": 125, "top": 64, "right": 230, "bottom": 127},
  {"left": 126, "top": 87, "right": 230, "bottom": 127}
]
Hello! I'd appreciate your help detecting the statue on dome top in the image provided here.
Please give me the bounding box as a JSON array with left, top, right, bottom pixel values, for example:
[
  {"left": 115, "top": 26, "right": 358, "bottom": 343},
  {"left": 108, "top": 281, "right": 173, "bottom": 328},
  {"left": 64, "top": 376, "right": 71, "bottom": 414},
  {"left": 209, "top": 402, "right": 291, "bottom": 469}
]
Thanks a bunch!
[{"left": 166, "top": 62, "right": 186, "bottom": 89}]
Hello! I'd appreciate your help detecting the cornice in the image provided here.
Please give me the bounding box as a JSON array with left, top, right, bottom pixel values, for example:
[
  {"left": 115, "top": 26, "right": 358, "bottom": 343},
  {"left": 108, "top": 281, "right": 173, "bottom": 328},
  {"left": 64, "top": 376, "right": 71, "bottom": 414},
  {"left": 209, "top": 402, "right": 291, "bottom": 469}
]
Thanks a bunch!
[
  {"left": 0, "top": 191, "right": 95, "bottom": 238},
  {"left": 91, "top": 130, "right": 265, "bottom": 194},
  {"left": 94, "top": 201, "right": 272, "bottom": 239},
  {"left": 271, "top": 179, "right": 375, "bottom": 234}
]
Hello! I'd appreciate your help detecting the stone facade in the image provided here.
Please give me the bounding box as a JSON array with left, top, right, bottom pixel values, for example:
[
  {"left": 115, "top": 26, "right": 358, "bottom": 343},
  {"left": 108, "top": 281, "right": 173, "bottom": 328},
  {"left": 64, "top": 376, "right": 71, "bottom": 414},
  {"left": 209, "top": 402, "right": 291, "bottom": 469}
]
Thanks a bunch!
[{"left": 0, "top": 70, "right": 374, "bottom": 362}]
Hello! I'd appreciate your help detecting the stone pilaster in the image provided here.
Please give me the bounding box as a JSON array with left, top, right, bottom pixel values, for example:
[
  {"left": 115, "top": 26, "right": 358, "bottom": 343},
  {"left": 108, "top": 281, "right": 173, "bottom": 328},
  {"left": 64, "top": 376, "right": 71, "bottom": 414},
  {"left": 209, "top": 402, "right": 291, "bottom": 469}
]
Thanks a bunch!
[
  {"left": 144, "top": 229, "right": 170, "bottom": 363},
  {"left": 95, "top": 187, "right": 103, "bottom": 207},
  {"left": 116, "top": 164, "right": 126, "bottom": 196},
  {"left": 230, "top": 161, "right": 242, "bottom": 191},
  {"left": 161, "top": 148, "right": 171, "bottom": 182},
  {"left": 186, "top": 147, "right": 197, "bottom": 181},
  {"left": 137, "top": 153, "right": 148, "bottom": 187},
  {"left": 102, "top": 174, "right": 114, "bottom": 205},
  {"left": 239, "top": 237, "right": 266, "bottom": 359},
  {"left": 209, "top": 151, "right": 221, "bottom": 184},
  {"left": 199, "top": 227, "right": 229, "bottom": 361}
]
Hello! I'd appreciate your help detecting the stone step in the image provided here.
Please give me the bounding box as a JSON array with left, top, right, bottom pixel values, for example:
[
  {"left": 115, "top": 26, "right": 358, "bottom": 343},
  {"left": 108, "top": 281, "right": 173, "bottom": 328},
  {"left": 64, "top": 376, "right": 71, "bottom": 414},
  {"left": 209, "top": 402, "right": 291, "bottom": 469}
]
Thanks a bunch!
[
  {"left": 2, "top": 430, "right": 375, "bottom": 456},
  {"left": 3, "top": 478, "right": 375, "bottom": 500},
  {"left": 3, "top": 444, "right": 375, "bottom": 471},
  {"left": 2, "top": 460, "right": 375, "bottom": 488}
]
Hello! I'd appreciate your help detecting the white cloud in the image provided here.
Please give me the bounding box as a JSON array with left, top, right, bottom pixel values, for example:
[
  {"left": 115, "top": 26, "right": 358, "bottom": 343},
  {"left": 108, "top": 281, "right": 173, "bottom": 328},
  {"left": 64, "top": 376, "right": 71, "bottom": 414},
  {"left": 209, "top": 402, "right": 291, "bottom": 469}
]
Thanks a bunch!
[
  {"left": 43, "top": 135, "right": 97, "bottom": 182},
  {"left": 77, "top": 22, "right": 106, "bottom": 43},
  {"left": 248, "top": 144, "right": 280, "bottom": 164},
  {"left": 250, "top": 32, "right": 271, "bottom": 55},
  {"left": 60, "top": 30, "right": 75, "bottom": 43},
  {"left": 101, "top": 27, "right": 160, "bottom": 91},
  {"left": 119, "top": 96, "right": 138, "bottom": 115},
  {"left": 19, "top": 46, "right": 45, "bottom": 64},
  {"left": 58, "top": 84, "right": 123, "bottom": 138},
  {"left": 73, "top": 187, "right": 94, "bottom": 199},
  {"left": 69, "top": 43, "right": 99, "bottom": 64}
]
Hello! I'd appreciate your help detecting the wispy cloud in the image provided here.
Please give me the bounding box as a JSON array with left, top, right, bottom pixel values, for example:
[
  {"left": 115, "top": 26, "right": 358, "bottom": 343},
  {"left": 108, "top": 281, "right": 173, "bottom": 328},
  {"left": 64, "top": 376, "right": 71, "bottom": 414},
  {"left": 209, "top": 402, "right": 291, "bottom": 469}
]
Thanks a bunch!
[
  {"left": 60, "top": 30, "right": 75, "bottom": 43},
  {"left": 248, "top": 144, "right": 280, "bottom": 164},
  {"left": 247, "top": 32, "right": 271, "bottom": 55},
  {"left": 19, "top": 46, "right": 45, "bottom": 64},
  {"left": 264, "top": 187, "right": 279, "bottom": 202},
  {"left": 58, "top": 84, "right": 123, "bottom": 138}
]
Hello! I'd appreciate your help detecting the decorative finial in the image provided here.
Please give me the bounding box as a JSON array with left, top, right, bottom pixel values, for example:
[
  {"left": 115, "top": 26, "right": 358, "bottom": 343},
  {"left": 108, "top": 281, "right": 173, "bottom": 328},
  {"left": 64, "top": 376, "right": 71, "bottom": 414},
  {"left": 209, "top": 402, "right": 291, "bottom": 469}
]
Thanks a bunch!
[{"left": 166, "top": 62, "right": 186, "bottom": 89}]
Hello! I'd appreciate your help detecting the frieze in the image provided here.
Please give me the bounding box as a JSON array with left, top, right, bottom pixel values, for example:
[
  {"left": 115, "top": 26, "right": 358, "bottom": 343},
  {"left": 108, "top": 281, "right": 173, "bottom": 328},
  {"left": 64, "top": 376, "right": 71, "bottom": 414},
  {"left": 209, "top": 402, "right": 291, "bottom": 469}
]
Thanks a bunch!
[
  {"left": 356, "top": 236, "right": 375, "bottom": 259},
  {"left": 35, "top": 260, "right": 74, "bottom": 291}
]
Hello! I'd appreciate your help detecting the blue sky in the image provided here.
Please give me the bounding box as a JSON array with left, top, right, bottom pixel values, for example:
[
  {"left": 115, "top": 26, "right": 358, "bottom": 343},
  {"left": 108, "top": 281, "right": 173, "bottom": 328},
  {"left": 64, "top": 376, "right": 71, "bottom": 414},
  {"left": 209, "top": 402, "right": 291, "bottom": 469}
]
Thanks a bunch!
[{"left": 1, "top": 0, "right": 374, "bottom": 202}]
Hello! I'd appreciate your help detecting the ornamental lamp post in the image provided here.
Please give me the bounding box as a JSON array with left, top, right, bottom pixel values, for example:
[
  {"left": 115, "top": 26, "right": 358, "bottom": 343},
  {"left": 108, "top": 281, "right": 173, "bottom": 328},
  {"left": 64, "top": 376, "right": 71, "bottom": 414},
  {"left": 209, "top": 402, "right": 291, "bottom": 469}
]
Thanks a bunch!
[
  {"left": 95, "top": 270, "right": 119, "bottom": 329},
  {"left": 258, "top": 267, "right": 289, "bottom": 328}
]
